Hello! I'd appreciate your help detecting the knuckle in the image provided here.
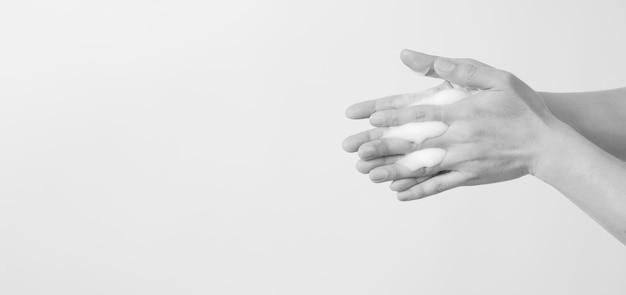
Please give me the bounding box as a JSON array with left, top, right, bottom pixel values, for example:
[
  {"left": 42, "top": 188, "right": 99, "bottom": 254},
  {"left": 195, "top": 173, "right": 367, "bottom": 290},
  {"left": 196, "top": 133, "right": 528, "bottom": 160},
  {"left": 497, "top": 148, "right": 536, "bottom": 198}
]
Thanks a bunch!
[
  {"left": 378, "top": 140, "right": 389, "bottom": 155},
  {"left": 461, "top": 64, "right": 479, "bottom": 83},
  {"left": 422, "top": 166, "right": 440, "bottom": 177},
  {"left": 387, "top": 167, "right": 398, "bottom": 179},
  {"left": 381, "top": 95, "right": 407, "bottom": 109},
  {"left": 433, "top": 181, "right": 447, "bottom": 194},
  {"left": 412, "top": 108, "right": 427, "bottom": 121},
  {"left": 411, "top": 106, "right": 442, "bottom": 122},
  {"left": 411, "top": 186, "right": 425, "bottom": 200},
  {"left": 389, "top": 115, "right": 400, "bottom": 126}
]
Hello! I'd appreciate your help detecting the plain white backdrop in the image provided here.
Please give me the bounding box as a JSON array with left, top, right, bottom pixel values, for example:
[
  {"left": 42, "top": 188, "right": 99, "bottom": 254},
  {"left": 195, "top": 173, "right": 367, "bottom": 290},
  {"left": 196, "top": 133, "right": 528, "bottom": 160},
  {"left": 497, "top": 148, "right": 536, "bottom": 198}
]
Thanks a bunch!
[{"left": 1, "top": 0, "right": 625, "bottom": 294}]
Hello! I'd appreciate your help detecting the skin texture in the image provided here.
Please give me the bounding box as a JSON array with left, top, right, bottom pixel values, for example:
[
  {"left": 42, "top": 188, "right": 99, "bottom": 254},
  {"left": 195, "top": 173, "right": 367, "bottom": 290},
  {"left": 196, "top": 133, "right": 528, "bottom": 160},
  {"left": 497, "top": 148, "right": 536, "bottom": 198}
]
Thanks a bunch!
[
  {"left": 343, "top": 49, "right": 626, "bottom": 244},
  {"left": 540, "top": 88, "right": 626, "bottom": 160}
]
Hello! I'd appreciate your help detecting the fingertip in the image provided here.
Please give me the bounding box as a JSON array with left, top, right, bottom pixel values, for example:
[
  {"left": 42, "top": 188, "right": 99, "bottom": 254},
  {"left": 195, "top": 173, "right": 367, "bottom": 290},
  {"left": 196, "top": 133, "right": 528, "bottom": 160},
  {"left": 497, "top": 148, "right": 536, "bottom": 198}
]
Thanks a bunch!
[
  {"left": 355, "top": 160, "right": 369, "bottom": 174},
  {"left": 390, "top": 180, "right": 407, "bottom": 192},
  {"left": 400, "top": 49, "right": 436, "bottom": 76},
  {"left": 345, "top": 105, "right": 358, "bottom": 119},
  {"left": 357, "top": 145, "right": 376, "bottom": 159},
  {"left": 389, "top": 181, "right": 402, "bottom": 191},
  {"left": 345, "top": 101, "right": 372, "bottom": 119},
  {"left": 399, "top": 49, "right": 415, "bottom": 68},
  {"left": 369, "top": 168, "right": 388, "bottom": 183},
  {"left": 369, "top": 112, "right": 385, "bottom": 126},
  {"left": 400, "top": 48, "right": 413, "bottom": 62},
  {"left": 400, "top": 48, "right": 425, "bottom": 60},
  {"left": 342, "top": 137, "right": 356, "bottom": 153},
  {"left": 396, "top": 190, "right": 414, "bottom": 201}
]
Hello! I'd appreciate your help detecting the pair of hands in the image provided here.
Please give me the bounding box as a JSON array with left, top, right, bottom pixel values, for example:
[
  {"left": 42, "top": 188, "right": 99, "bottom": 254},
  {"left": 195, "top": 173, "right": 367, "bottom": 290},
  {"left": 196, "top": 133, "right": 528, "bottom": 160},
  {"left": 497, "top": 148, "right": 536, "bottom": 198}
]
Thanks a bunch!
[{"left": 343, "top": 49, "right": 559, "bottom": 201}]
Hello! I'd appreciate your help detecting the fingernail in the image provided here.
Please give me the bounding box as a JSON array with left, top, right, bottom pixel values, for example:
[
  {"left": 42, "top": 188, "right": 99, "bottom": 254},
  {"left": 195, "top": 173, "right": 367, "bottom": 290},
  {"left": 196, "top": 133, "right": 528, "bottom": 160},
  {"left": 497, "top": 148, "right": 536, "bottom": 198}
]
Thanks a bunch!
[
  {"left": 369, "top": 169, "right": 388, "bottom": 181},
  {"left": 370, "top": 113, "right": 384, "bottom": 125},
  {"left": 359, "top": 146, "right": 376, "bottom": 158},
  {"left": 435, "top": 58, "right": 456, "bottom": 72}
]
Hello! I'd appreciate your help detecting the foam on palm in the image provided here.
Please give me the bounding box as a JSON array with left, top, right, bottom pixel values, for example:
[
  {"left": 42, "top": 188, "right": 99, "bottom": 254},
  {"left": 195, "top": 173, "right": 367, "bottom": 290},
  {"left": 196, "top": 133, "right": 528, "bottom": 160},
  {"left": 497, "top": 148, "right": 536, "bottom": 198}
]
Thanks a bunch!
[{"left": 381, "top": 86, "right": 474, "bottom": 171}]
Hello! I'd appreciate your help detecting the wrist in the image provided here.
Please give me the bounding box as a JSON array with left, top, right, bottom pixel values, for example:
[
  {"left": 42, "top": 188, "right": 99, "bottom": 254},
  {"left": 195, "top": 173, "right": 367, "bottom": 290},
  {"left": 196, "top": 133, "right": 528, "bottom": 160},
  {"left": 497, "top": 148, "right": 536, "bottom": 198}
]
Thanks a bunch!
[{"left": 529, "top": 118, "right": 579, "bottom": 182}]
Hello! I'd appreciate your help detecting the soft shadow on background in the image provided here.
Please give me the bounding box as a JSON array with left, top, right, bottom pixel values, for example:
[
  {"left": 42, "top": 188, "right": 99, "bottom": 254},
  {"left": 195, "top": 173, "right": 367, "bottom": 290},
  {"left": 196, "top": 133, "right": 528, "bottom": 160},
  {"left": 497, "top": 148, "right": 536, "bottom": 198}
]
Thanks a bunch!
[{"left": 1, "top": 0, "right": 625, "bottom": 294}]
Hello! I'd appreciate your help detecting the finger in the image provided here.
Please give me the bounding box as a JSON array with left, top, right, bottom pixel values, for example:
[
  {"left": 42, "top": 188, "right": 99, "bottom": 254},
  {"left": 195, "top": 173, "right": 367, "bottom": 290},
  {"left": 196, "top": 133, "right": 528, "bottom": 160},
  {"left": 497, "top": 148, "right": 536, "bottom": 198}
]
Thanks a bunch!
[
  {"left": 433, "top": 57, "right": 513, "bottom": 90},
  {"left": 389, "top": 176, "right": 431, "bottom": 192},
  {"left": 358, "top": 138, "right": 417, "bottom": 160},
  {"left": 356, "top": 155, "right": 404, "bottom": 174},
  {"left": 345, "top": 94, "right": 411, "bottom": 120},
  {"left": 345, "top": 83, "right": 448, "bottom": 120},
  {"left": 396, "top": 171, "right": 469, "bottom": 201},
  {"left": 400, "top": 49, "right": 439, "bottom": 77},
  {"left": 369, "top": 105, "right": 445, "bottom": 127},
  {"left": 401, "top": 49, "right": 511, "bottom": 90},
  {"left": 342, "top": 128, "right": 386, "bottom": 153},
  {"left": 401, "top": 49, "right": 494, "bottom": 77},
  {"left": 389, "top": 170, "right": 453, "bottom": 191},
  {"left": 368, "top": 162, "right": 445, "bottom": 183}
]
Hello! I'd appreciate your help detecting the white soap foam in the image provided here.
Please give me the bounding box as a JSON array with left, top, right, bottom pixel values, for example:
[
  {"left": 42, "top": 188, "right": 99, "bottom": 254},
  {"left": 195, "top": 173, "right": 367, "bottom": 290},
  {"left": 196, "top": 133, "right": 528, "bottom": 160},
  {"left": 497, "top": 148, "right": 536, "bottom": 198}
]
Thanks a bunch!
[
  {"left": 397, "top": 148, "right": 447, "bottom": 171},
  {"left": 382, "top": 121, "right": 448, "bottom": 144},
  {"left": 410, "top": 88, "right": 471, "bottom": 106},
  {"left": 382, "top": 86, "right": 474, "bottom": 172}
]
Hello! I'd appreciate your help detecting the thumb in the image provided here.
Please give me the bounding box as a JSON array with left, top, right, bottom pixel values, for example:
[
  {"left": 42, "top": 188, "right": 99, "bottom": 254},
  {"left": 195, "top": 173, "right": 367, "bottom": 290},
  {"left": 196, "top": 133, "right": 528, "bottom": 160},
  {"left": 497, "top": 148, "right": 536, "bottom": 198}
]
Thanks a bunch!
[
  {"left": 433, "top": 57, "right": 509, "bottom": 90},
  {"left": 400, "top": 49, "right": 440, "bottom": 78}
]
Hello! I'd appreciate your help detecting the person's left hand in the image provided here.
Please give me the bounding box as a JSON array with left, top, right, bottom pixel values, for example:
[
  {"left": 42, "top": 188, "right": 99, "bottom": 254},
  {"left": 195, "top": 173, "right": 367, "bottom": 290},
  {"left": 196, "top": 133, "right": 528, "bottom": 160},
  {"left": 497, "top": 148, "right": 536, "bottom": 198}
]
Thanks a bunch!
[{"left": 343, "top": 49, "right": 560, "bottom": 201}]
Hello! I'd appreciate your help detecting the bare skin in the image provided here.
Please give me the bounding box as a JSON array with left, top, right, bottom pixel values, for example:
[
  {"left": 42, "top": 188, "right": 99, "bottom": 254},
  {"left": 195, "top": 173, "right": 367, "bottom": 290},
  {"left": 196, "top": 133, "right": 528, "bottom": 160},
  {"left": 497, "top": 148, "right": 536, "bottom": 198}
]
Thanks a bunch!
[
  {"left": 343, "top": 49, "right": 626, "bottom": 244},
  {"left": 541, "top": 88, "right": 626, "bottom": 161}
]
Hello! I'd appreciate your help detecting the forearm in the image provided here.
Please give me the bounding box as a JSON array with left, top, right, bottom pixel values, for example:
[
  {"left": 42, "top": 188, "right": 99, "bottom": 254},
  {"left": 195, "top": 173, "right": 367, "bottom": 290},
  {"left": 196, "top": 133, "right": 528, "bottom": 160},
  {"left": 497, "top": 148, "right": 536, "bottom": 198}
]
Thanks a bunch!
[
  {"left": 534, "top": 120, "right": 626, "bottom": 244},
  {"left": 539, "top": 88, "right": 626, "bottom": 160}
]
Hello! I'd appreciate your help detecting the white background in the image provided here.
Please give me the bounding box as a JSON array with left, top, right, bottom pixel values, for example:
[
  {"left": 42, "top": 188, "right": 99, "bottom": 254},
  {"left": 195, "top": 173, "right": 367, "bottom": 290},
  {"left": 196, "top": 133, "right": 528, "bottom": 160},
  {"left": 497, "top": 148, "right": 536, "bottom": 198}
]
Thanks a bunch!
[{"left": 1, "top": 0, "right": 625, "bottom": 294}]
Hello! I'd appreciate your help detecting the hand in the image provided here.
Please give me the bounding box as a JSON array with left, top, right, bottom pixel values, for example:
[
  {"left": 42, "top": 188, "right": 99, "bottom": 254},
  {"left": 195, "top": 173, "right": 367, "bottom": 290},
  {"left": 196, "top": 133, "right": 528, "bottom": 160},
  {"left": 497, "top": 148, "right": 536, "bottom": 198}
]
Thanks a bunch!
[{"left": 344, "top": 49, "right": 560, "bottom": 201}]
